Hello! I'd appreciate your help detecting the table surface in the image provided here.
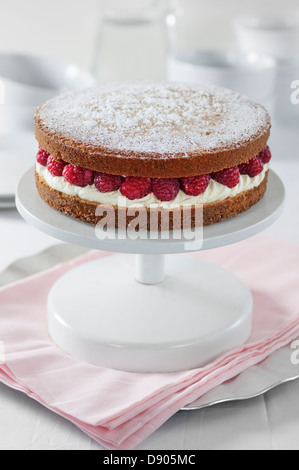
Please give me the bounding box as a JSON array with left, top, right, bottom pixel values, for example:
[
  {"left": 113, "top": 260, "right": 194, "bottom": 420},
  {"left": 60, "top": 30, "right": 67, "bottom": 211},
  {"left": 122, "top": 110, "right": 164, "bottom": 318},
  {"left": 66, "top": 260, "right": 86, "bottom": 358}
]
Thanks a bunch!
[{"left": 0, "top": 124, "right": 299, "bottom": 450}]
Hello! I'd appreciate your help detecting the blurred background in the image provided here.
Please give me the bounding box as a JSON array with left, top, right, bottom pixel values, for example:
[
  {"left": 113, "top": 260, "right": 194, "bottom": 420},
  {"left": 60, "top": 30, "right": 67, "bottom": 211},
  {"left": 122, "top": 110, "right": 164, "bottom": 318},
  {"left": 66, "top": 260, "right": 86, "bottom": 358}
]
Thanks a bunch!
[{"left": 1, "top": 0, "right": 299, "bottom": 116}]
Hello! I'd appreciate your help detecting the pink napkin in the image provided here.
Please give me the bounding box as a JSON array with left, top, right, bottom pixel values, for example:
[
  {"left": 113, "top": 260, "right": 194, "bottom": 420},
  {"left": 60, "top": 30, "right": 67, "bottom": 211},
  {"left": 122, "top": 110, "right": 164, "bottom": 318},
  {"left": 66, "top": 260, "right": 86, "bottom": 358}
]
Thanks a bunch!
[{"left": 0, "top": 234, "right": 299, "bottom": 449}]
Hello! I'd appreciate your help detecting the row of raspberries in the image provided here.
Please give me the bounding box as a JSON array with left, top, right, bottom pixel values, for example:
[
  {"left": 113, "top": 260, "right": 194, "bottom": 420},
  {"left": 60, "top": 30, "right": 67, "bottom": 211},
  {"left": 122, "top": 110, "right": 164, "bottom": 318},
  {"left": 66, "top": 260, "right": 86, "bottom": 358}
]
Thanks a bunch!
[{"left": 36, "top": 146, "right": 271, "bottom": 202}]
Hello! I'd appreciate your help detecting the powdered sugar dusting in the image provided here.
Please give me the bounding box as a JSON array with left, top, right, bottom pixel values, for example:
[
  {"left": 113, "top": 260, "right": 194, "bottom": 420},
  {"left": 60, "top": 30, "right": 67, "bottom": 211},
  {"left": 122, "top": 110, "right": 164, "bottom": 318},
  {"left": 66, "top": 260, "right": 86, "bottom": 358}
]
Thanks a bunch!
[{"left": 37, "top": 81, "right": 270, "bottom": 156}]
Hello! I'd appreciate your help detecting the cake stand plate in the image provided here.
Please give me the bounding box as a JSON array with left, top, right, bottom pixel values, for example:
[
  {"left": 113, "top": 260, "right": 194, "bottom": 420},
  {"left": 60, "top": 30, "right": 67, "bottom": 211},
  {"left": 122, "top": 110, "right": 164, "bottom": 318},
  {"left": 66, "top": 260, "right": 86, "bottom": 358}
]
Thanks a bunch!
[{"left": 16, "top": 169, "right": 285, "bottom": 373}]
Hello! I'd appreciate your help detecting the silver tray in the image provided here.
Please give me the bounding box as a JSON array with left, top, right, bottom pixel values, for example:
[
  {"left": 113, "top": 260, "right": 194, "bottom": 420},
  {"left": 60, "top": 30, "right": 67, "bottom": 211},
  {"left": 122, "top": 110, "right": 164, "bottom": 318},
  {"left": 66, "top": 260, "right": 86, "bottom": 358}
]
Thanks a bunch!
[
  {"left": 182, "top": 341, "right": 299, "bottom": 410},
  {"left": 1, "top": 244, "right": 298, "bottom": 411}
]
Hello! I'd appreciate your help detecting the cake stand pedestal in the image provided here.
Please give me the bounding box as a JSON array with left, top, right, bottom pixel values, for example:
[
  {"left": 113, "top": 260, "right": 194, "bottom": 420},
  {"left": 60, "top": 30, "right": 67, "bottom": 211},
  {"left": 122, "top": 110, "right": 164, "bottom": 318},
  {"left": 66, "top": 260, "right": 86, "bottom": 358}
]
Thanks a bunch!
[{"left": 16, "top": 169, "right": 285, "bottom": 373}]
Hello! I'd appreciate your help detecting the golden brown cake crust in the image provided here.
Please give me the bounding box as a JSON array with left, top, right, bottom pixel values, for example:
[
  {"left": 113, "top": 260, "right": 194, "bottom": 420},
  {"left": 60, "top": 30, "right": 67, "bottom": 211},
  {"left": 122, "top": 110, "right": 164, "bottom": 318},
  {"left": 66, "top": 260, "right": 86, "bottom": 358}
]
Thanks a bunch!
[
  {"left": 35, "top": 170, "right": 268, "bottom": 230},
  {"left": 34, "top": 82, "right": 271, "bottom": 178}
]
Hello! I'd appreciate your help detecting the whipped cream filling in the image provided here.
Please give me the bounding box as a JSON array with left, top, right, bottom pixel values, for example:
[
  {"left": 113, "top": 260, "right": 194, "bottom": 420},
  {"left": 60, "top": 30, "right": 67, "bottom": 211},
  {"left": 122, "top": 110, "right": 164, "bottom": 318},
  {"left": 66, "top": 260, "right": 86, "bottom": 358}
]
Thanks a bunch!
[{"left": 36, "top": 163, "right": 269, "bottom": 209}]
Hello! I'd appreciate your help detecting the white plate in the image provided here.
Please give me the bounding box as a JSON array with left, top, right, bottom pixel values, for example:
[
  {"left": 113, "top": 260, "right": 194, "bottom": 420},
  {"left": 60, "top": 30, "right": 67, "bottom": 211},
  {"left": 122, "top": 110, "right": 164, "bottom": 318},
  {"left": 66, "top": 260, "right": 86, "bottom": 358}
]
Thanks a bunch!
[{"left": 0, "top": 132, "right": 37, "bottom": 200}]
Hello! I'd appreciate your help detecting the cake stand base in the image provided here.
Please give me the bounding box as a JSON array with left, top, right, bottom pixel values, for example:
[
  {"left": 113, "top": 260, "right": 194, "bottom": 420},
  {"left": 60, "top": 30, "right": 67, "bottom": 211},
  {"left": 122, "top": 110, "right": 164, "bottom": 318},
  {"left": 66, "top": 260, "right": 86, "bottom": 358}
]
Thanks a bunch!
[{"left": 48, "top": 254, "right": 253, "bottom": 373}]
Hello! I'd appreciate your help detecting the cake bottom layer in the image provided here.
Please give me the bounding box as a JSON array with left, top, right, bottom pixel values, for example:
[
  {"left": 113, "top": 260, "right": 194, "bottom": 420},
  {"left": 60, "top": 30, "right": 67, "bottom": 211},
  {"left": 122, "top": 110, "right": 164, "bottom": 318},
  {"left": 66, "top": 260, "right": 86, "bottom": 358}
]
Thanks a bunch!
[{"left": 35, "top": 171, "right": 268, "bottom": 231}]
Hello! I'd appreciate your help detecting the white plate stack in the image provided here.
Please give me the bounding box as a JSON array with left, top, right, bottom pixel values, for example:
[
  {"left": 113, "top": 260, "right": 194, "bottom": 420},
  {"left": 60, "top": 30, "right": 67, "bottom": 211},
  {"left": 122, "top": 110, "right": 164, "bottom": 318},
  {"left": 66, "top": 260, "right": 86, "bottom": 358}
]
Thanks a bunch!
[{"left": 0, "top": 53, "right": 95, "bottom": 208}]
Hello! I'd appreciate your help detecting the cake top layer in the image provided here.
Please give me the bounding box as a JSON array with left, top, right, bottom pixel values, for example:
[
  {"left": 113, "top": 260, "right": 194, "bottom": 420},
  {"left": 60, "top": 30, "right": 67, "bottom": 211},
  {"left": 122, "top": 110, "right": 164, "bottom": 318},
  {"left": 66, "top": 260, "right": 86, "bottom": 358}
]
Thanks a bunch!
[
  {"left": 35, "top": 81, "right": 271, "bottom": 177},
  {"left": 36, "top": 81, "right": 270, "bottom": 156}
]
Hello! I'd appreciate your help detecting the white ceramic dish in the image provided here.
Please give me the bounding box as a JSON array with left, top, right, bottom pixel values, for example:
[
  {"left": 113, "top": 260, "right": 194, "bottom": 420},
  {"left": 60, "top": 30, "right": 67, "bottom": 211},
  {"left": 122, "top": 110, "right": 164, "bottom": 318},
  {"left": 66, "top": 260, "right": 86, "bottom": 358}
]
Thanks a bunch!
[
  {"left": 233, "top": 12, "right": 299, "bottom": 126},
  {"left": 0, "top": 104, "right": 38, "bottom": 133},
  {"left": 0, "top": 55, "right": 96, "bottom": 203}
]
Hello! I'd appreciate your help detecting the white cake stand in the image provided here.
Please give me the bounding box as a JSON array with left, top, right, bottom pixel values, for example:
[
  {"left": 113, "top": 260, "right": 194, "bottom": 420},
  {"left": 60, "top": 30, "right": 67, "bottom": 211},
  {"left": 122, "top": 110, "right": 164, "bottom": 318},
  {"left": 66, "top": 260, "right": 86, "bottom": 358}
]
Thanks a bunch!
[{"left": 16, "top": 168, "right": 285, "bottom": 373}]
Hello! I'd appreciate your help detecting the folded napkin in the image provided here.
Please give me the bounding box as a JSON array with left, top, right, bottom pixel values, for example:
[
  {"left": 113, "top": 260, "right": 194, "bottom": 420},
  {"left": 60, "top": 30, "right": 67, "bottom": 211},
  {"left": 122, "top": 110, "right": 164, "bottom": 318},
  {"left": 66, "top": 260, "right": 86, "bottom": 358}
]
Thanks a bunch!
[{"left": 0, "top": 234, "right": 299, "bottom": 450}]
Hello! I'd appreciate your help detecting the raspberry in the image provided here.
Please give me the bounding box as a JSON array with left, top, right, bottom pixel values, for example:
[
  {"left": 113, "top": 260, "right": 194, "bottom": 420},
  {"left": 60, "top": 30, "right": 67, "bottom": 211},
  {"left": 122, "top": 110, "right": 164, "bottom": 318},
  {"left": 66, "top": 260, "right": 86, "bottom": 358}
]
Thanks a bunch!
[
  {"left": 47, "top": 155, "right": 66, "bottom": 176},
  {"left": 259, "top": 146, "right": 272, "bottom": 164},
  {"left": 211, "top": 166, "right": 240, "bottom": 188},
  {"left": 94, "top": 172, "right": 123, "bottom": 193},
  {"left": 120, "top": 176, "right": 152, "bottom": 200},
  {"left": 63, "top": 164, "right": 94, "bottom": 187},
  {"left": 36, "top": 146, "right": 50, "bottom": 166},
  {"left": 152, "top": 178, "right": 180, "bottom": 201},
  {"left": 180, "top": 174, "right": 210, "bottom": 196},
  {"left": 239, "top": 156, "right": 264, "bottom": 177}
]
